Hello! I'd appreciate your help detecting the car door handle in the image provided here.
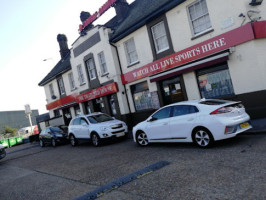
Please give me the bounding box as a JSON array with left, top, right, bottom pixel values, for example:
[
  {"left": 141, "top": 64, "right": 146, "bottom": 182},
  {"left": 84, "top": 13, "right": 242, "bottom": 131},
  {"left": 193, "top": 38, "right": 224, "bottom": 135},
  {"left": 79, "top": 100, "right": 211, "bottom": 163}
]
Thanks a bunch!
[
  {"left": 163, "top": 122, "right": 168, "bottom": 125},
  {"left": 187, "top": 118, "right": 194, "bottom": 121}
]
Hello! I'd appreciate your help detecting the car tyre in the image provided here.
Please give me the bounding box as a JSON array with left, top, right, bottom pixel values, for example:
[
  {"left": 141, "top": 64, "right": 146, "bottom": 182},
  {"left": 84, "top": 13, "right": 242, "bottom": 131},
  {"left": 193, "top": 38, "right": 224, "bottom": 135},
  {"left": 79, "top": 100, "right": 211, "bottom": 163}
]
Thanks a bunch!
[
  {"left": 192, "top": 128, "right": 214, "bottom": 148},
  {"left": 69, "top": 134, "right": 78, "bottom": 147},
  {"left": 136, "top": 131, "right": 149, "bottom": 147},
  {"left": 40, "top": 139, "right": 45, "bottom": 147},
  {"left": 51, "top": 138, "right": 57, "bottom": 147},
  {"left": 91, "top": 133, "right": 101, "bottom": 147}
]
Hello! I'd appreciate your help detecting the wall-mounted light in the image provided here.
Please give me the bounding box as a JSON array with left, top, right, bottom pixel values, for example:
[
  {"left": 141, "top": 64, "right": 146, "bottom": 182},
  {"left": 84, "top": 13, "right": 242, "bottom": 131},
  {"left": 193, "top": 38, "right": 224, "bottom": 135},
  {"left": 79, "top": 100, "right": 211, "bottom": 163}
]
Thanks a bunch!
[{"left": 249, "top": 0, "right": 263, "bottom": 6}]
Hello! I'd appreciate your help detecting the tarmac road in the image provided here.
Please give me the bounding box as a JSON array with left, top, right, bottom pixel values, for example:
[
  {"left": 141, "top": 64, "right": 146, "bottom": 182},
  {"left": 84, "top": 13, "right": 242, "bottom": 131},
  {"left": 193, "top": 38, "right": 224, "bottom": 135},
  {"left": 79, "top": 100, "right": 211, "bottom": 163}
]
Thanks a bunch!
[{"left": 0, "top": 133, "right": 266, "bottom": 200}]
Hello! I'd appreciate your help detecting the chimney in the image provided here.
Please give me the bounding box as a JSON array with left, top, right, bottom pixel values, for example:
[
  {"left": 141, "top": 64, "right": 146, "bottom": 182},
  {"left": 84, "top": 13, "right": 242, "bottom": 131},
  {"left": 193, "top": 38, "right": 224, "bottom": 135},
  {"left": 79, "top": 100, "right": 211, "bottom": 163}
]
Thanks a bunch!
[
  {"left": 114, "top": 0, "right": 129, "bottom": 22},
  {"left": 57, "top": 34, "right": 69, "bottom": 59},
  {"left": 80, "top": 11, "right": 94, "bottom": 30}
]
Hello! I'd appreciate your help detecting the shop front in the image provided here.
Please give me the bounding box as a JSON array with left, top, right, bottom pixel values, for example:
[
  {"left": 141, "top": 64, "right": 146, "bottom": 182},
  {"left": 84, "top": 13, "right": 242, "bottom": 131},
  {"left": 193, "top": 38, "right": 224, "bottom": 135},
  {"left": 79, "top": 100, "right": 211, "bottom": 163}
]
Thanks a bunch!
[
  {"left": 122, "top": 22, "right": 266, "bottom": 122},
  {"left": 77, "top": 82, "right": 121, "bottom": 118}
]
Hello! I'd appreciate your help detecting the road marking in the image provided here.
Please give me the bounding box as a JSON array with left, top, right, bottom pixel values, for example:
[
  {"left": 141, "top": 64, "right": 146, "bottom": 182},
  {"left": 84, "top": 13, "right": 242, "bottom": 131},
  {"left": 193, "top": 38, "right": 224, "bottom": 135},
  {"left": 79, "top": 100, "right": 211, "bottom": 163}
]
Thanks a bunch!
[{"left": 75, "top": 161, "right": 170, "bottom": 200}]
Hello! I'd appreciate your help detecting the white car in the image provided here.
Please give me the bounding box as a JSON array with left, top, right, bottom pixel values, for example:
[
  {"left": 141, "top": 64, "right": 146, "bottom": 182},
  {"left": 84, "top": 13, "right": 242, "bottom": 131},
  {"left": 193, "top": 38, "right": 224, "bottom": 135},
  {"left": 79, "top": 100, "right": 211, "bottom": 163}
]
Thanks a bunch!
[
  {"left": 133, "top": 99, "right": 252, "bottom": 148},
  {"left": 0, "top": 144, "right": 6, "bottom": 160},
  {"left": 68, "top": 113, "right": 128, "bottom": 147}
]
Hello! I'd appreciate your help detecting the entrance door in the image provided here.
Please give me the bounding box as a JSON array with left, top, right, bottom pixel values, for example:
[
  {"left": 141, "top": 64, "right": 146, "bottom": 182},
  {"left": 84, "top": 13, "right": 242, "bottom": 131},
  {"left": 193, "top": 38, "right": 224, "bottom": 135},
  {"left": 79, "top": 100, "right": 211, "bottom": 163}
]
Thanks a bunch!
[
  {"left": 161, "top": 76, "right": 185, "bottom": 105},
  {"left": 62, "top": 108, "right": 72, "bottom": 125}
]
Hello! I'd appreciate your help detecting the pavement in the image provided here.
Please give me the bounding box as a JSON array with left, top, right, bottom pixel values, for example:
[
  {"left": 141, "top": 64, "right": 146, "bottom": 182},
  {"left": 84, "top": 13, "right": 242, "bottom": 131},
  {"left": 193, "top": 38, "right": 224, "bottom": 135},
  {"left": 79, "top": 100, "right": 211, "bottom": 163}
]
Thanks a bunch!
[{"left": 246, "top": 117, "right": 266, "bottom": 133}]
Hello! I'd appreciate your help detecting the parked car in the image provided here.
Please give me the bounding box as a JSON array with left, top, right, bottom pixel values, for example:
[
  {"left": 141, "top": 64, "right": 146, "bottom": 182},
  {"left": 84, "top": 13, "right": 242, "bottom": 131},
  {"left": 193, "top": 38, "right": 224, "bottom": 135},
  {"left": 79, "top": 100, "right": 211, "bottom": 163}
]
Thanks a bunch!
[
  {"left": 0, "top": 144, "right": 6, "bottom": 160},
  {"left": 133, "top": 99, "right": 252, "bottom": 148},
  {"left": 68, "top": 112, "right": 128, "bottom": 147},
  {"left": 39, "top": 127, "right": 68, "bottom": 147}
]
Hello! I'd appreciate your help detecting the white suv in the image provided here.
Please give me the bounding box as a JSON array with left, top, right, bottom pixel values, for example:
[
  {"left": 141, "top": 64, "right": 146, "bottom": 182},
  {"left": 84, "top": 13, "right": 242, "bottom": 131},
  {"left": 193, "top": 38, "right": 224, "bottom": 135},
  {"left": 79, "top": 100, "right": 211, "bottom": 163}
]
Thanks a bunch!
[{"left": 68, "top": 112, "right": 128, "bottom": 147}]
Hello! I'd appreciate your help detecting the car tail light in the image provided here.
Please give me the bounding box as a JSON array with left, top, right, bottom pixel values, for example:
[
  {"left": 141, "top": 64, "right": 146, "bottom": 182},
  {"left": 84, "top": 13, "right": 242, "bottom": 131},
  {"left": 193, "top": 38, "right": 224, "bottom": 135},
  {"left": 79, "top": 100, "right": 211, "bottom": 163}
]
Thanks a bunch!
[{"left": 210, "top": 107, "right": 232, "bottom": 115}]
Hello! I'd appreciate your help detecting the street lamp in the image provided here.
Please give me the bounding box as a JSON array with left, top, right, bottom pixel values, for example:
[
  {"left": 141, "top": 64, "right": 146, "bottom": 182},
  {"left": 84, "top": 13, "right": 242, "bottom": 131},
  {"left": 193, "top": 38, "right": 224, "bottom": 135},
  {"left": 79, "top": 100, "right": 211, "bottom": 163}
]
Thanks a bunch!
[{"left": 249, "top": 0, "right": 263, "bottom": 6}]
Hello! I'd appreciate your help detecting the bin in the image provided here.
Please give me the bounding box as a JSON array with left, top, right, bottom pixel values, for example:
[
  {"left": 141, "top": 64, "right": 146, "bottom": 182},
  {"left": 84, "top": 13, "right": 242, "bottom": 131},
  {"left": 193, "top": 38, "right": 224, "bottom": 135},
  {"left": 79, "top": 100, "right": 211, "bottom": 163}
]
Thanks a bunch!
[
  {"left": 0, "top": 139, "right": 9, "bottom": 148},
  {"left": 16, "top": 136, "right": 23, "bottom": 145},
  {"left": 8, "top": 138, "right": 17, "bottom": 147}
]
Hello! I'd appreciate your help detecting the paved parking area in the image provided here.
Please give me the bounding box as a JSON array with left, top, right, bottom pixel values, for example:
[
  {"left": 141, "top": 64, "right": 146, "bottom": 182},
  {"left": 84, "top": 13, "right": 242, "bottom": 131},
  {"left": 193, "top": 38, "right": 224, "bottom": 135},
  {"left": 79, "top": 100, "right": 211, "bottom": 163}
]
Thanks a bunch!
[{"left": 1, "top": 133, "right": 266, "bottom": 200}]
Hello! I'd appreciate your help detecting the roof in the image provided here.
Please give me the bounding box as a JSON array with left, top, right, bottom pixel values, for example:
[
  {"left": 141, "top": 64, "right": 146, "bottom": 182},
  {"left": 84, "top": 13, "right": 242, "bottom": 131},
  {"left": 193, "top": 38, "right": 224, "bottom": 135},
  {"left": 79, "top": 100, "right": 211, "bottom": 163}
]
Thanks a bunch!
[
  {"left": 38, "top": 52, "right": 71, "bottom": 86},
  {"left": 109, "top": 0, "right": 186, "bottom": 42}
]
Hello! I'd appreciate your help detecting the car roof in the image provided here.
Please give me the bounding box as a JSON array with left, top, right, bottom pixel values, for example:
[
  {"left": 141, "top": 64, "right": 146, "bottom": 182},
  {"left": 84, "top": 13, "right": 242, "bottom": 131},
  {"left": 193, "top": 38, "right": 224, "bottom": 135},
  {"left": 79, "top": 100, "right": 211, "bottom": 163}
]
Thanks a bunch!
[{"left": 163, "top": 99, "right": 236, "bottom": 107}]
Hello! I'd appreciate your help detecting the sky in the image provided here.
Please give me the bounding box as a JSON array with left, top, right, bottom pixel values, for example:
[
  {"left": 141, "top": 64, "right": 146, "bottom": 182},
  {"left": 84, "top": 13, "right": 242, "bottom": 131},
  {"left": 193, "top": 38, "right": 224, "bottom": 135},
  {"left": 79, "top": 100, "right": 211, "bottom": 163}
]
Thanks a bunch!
[{"left": 0, "top": 0, "right": 134, "bottom": 115}]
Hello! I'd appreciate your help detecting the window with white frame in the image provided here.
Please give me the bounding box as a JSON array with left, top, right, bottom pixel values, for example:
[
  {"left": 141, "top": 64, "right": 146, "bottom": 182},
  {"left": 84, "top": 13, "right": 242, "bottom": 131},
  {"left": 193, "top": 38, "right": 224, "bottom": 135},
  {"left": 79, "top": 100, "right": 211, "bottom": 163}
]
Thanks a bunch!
[
  {"left": 151, "top": 21, "right": 169, "bottom": 53},
  {"left": 86, "top": 59, "right": 96, "bottom": 80},
  {"left": 77, "top": 65, "right": 85, "bottom": 85},
  {"left": 188, "top": 0, "right": 212, "bottom": 36},
  {"left": 49, "top": 83, "right": 55, "bottom": 98},
  {"left": 98, "top": 52, "right": 108, "bottom": 75},
  {"left": 124, "top": 38, "right": 138, "bottom": 65},
  {"left": 68, "top": 72, "right": 76, "bottom": 90},
  {"left": 57, "top": 77, "right": 66, "bottom": 95}
]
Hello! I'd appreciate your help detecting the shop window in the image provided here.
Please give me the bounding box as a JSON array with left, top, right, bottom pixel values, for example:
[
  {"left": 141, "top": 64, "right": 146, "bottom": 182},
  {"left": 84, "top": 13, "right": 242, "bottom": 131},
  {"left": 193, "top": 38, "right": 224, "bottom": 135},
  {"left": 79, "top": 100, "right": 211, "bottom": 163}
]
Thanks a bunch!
[
  {"left": 131, "top": 81, "right": 153, "bottom": 112},
  {"left": 54, "top": 110, "right": 60, "bottom": 117},
  {"left": 68, "top": 72, "right": 76, "bottom": 90},
  {"left": 109, "top": 95, "right": 117, "bottom": 115},
  {"left": 57, "top": 77, "right": 66, "bottom": 95},
  {"left": 74, "top": 105, "right": 81, "bottom": 116},
  {"left": 77, "top": 65, "right": 85, "bottom": 85},
  {"left": 86, "top": 59, "right": 97, "bottom": 80},
  {"left": 151, "top": 21, "right": 169, "bottom": 54},
  {"left": 197, "top": 64, "right": 234, "bottom": 99},
  {"left": 188, "top": 0, "right": 212, "bottom": 36},
  {"left": 124, "top": 38, "right": 139, "bottom": 66},
  {"left": 98, "top": 51, "right": 108, "bottom": 75},
  {"left": 49, "top": 84, "right": 55, "bottom": 98}
]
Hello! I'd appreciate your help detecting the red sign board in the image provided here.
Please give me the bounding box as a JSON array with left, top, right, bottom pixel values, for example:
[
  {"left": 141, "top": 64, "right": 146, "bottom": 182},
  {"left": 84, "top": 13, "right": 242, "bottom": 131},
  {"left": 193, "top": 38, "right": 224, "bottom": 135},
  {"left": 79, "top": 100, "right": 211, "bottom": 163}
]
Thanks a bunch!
[
  {"left": 253, "top": 21, "right": 266, "bottom": 39},
  {"left": 46, "top": 93, "right": 78, "bottom": 110},
  {"left": 79, "top": 0, "right": 118, "bottom": 32},
  {"left": 76, "top": 82, "right": 119, "bottom": 103},
  {"left": 121, "top": 23, "right": 255, "bottom": 84}
]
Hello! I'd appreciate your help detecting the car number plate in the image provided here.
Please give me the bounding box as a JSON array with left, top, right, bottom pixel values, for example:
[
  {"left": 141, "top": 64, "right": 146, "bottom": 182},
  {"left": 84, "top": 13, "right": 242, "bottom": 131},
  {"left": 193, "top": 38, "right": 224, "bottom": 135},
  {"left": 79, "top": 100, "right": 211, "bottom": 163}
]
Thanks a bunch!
[
  {"left": 116, "top": 132, "right": 125, "bottom": 137},
  {"left": 240, "top": 122, "right": 249, "bottom": 129}
]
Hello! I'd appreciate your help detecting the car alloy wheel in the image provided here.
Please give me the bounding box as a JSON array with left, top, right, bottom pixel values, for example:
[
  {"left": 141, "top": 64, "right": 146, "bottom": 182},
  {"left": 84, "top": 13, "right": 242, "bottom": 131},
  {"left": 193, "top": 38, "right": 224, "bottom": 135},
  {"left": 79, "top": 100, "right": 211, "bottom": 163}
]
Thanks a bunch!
[
  {"left": 193, "top": 129, "right": 213, "bottom": 148},
  {"left": 40, "top": 140, "right": 45, "bottom": 147},
  {"left": 136, "top": 132, "right": 149, "bottom": 146},
  {"left": 91, "top": 133, "right": 101, "bottom": 147},
  {"left": 51, "top": 138, "right": 57, "bottom": 147},
  {"left": 70, "top": 135, "right": 77, "bottom": 147}
]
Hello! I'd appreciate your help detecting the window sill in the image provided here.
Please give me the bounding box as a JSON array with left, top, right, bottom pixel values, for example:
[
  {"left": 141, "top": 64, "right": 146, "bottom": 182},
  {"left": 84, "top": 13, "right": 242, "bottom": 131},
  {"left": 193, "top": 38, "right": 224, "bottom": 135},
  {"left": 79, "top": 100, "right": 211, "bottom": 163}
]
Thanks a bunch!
[
  {"left": 79, "top": 82, "right": 86, "bottom": 86},
  {"left": 101, "top": 72, "right": 109, "bottom": 77},
  {"left": 191, "top": 29, "right": 214, "bottom": 40},
  {"left": 127, "top": 61, "right": 140, "bottom": 68},
  {"left": 71, "top": 87, "right": 77, "bottom": 92}
]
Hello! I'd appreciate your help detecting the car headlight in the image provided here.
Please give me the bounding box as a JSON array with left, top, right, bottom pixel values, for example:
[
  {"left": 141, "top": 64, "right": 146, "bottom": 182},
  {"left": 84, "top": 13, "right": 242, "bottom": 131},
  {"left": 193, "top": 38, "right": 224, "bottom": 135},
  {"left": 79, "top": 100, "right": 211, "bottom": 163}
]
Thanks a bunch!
[
  {"left": 122, "top": 122, "right": 127, "bottom": 127},
  {"left": 55, "top": 133, "right": 63, "bottom": 137},
  {"left": 101, "top": 126, "right": 109, "bottom": 131}
]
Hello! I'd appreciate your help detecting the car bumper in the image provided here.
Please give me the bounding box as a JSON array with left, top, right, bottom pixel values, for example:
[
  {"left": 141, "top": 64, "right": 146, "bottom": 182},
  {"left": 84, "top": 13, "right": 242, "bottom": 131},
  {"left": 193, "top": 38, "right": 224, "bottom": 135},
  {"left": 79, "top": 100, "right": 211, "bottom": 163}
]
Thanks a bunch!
[{"left": 0, "top": 148, "right": 6, "bottom": 159}]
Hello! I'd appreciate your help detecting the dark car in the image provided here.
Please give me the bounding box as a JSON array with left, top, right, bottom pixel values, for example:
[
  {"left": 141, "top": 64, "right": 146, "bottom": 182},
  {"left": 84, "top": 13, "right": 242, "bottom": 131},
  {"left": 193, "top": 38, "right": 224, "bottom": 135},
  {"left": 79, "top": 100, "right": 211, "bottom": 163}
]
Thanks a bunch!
[
  {"left": 39, "top": 127, "right": 68, "bottom": 147},
  {"left": 0, "top": 144, "right": 6, "bottom": 160}
]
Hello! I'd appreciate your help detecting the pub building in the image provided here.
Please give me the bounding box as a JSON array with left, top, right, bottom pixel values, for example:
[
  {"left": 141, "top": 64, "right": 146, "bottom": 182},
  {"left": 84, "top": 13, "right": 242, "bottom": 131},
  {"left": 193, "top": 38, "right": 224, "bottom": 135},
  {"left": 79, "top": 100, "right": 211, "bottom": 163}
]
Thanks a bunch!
[
  {"left": 109, "top": 0, "right": 266, "bottom": 126},
  {"left": 39, "top": 0, "right": 266, "bottom": 129}
]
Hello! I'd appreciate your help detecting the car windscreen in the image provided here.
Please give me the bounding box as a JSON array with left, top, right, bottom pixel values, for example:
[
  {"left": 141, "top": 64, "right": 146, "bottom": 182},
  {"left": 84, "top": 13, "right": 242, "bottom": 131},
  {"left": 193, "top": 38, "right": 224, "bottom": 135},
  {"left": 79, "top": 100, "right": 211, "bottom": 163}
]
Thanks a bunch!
[
  {"left": 87, "top": 114, "right": 114, "bottom": 124},
  {"left": 50, "top": 127, "right": 64, "bottom": 133}
]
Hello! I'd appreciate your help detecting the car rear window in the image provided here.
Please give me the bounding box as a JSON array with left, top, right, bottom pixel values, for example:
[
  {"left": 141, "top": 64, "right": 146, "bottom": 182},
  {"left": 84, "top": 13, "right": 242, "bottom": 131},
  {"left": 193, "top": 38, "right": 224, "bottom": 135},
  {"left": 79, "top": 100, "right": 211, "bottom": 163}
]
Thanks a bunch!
[{"left": 199, "top": 99, "right": 230, "bottom": 105}]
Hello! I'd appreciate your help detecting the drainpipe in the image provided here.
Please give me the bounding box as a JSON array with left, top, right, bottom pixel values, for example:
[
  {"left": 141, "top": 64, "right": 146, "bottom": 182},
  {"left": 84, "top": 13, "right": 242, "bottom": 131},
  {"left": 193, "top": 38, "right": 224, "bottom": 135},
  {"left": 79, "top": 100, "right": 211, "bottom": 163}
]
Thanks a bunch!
[{"left": 110, "top": 42, "right": 132, "bottom": 114}]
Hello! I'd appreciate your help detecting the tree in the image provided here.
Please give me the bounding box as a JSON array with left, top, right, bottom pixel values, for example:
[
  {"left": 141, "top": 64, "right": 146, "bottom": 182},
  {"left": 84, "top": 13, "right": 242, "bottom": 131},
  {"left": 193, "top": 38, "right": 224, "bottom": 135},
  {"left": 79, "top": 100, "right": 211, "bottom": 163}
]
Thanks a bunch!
[{"left": 1, "top": 126, "right": 17, "bottom": 137}]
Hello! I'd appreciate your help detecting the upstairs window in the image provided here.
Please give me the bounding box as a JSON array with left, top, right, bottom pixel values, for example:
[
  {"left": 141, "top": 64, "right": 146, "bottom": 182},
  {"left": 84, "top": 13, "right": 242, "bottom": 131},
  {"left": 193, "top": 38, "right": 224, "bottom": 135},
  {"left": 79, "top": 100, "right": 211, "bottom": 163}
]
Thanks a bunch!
[
  {"left": 188, "top": 0, "right": 212, "bottom": 36},
  {"left": 124, "top": 38, "right": 138, "bottom": 66},
  {"left": 151, "top": 21, "right": 169, "bottom": 53},
  {"left": 49, "top": 84, "right": 55, "bottom": 98},
  {"left": 77, "top": 65, "right": 85, "bottom": 85},
  {"left": 98, "top": 51, "right": 108, "bottom": 75},
  {"left": 86, "top": 59, "right": 96, "bottom": 80},
  {"left": 68, "top": 72, "right": 76, "bottom": 90},
  {"left": 57, "top": 77, "right": 65, "bottom": 95}
]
